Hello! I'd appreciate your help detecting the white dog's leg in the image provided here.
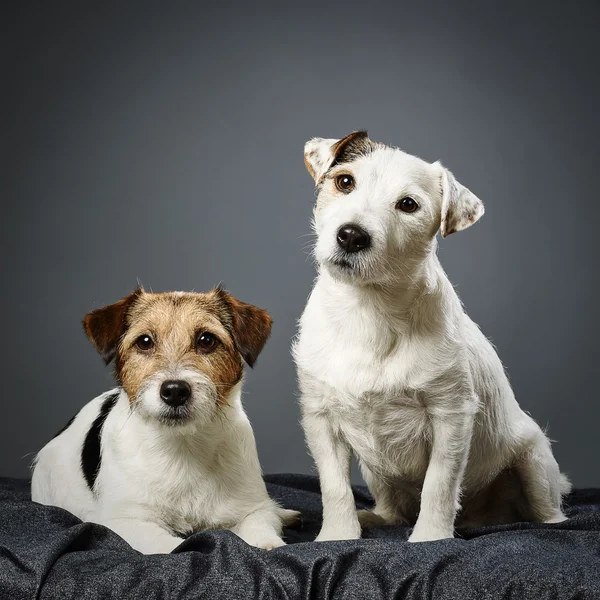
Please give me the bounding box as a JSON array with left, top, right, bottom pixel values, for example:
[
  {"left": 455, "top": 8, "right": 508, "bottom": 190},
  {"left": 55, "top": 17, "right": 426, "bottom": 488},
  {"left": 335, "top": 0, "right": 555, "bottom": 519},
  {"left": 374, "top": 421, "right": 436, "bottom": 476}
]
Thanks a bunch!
[
  {"left": 304, "top": 413, "right": 361, "bottom": 541},
  {"left": 234, "top": 504, "right": 287, "bottom": 550},
  {"left": 99, "top": 518, "right": 183, "bottom": 554},
  {"left": 516, "top": 435, "right": 568, "bottom": 523},
  {"left": 409, "top": 410, "right": 473, "bottom": 543}
]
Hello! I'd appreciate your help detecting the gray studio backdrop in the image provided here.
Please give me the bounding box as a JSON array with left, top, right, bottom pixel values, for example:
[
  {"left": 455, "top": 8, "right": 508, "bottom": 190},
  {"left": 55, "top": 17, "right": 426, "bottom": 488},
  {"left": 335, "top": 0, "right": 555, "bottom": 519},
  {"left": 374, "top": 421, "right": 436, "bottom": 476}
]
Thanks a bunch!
[{"left": 2, "top": 2, "right": 599, "bottom": 486}]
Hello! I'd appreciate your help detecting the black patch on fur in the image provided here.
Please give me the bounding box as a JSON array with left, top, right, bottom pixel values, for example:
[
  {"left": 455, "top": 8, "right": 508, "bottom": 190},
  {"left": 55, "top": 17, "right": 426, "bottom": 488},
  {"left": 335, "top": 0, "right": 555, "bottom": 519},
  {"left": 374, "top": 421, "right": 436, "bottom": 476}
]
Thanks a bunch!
[
  {"left": 52, "top": 413, "right": 77, "bottom": 439},
  {"left": 329, "top": 130, "right": 378, "bottom": 169},
  {"left": 81, "top": 392, "right": 119, "bottom": 491}
]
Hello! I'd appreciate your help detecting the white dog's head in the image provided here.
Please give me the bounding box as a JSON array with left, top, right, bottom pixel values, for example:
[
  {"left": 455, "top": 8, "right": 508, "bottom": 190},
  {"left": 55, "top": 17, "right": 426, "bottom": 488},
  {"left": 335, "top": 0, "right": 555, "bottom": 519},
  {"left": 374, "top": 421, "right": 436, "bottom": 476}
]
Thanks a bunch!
[
  {"left": 83, "top": 288, "right": 271, "bottom": 430},
  {"left": 304, "top": 131, "right": 484, "bottom": 285}
]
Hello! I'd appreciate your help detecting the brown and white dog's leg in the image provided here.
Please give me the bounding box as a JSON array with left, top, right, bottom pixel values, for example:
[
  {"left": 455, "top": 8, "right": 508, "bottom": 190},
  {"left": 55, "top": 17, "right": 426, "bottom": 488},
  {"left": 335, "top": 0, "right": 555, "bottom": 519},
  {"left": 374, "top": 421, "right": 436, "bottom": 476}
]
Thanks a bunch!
[
  {"left": 99, "top": 518, "right": 183, "bottom": 554},
  {"left": 233, "top": 502, "right": 289, "bottom": 550}
]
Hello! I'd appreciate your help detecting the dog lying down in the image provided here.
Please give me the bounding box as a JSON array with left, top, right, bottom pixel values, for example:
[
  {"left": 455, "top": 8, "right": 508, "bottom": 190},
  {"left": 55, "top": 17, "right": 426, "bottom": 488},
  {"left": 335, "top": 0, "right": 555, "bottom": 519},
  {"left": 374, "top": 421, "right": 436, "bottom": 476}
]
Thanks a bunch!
[
  {"left": 294, "top": 131, "right": 570, "bottom": 543},
  {"left": 32, "top": 287, "right": 296, "bottom": 554}
]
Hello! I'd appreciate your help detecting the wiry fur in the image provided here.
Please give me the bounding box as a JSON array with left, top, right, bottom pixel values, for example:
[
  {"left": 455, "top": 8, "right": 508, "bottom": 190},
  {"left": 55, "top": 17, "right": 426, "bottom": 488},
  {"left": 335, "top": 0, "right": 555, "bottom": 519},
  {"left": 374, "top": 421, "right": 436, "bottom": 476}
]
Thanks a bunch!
[
  {"left": 294, "top": 132, "right": 570, "bottom": 543},
  {"left": 32, "top": 288, "right": 295, "bottom": 553}
]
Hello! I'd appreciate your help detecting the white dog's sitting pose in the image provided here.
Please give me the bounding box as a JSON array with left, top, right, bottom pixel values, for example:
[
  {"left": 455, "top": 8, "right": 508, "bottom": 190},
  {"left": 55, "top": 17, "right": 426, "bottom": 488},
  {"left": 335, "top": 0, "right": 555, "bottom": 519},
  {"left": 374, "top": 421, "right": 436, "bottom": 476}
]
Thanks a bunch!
[
  {"left": 32, "top": 287, "right": 295, "bottom": 553},
  {"left": 294, "top": 131, "right": 570, "bottom": 543}
]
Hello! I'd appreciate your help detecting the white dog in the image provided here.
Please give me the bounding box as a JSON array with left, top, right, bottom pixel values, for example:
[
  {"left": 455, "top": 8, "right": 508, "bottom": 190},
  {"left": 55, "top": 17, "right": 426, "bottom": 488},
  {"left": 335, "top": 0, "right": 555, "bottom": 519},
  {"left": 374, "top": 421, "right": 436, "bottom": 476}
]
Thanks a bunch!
[
  {"left": 294, "top": 131, "right": 570, "bottom": 543},
  {"left": 32, "top": 287, "right": 295, "bottom": 553}
]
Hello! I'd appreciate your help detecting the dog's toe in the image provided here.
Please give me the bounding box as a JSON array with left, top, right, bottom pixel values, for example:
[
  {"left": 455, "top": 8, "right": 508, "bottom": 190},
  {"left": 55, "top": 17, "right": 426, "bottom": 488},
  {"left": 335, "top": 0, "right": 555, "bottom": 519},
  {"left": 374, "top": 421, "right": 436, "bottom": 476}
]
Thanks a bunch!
[{"left": 254, "top": 536, "right": 287, "bottom": 550}]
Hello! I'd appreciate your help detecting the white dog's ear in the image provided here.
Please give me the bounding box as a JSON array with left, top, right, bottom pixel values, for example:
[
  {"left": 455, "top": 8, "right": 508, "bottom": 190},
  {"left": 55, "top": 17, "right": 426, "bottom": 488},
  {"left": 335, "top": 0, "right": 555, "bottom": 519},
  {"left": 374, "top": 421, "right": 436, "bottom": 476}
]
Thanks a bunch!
[
  {"left": 304, "top": 131, "right": 371, "bottom": 183},
  {"left": 437, "top": 163, "right": 485, "bottom": 238}
]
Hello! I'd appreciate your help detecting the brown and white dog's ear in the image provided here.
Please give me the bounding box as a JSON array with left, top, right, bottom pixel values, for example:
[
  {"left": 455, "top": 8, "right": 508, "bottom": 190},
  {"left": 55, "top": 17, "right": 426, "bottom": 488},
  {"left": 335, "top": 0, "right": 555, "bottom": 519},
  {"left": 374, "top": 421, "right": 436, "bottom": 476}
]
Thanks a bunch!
[
  {"left": 213, "top": 288, "right": 272, "bottom": 368},
  {"left": 304, "top": 131, "right": 371, "bottom": 183},
  {"left": 82, "top": 289, "right": 143, "bottom": 364},
  {"left": 437, "top": 163, "right": 485, "bottom": 238}
]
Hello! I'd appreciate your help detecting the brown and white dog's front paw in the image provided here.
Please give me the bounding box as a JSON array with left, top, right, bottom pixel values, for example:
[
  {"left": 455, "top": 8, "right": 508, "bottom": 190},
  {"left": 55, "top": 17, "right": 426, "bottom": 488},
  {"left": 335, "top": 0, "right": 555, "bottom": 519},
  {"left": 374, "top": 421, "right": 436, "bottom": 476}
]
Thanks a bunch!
[{"left": 242, "top": 533, "right": 286, "bottom": 550}]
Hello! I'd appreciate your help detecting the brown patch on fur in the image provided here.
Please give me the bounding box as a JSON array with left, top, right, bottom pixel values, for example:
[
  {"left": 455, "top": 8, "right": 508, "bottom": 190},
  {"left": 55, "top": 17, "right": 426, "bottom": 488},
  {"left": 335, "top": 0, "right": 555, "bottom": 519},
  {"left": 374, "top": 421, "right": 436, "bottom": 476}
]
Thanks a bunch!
[
  {"left": 439, "top": 168, "right": 484, "bottom": 237},
  {"left": 313, "top": 131, "right": 378, "bottom": 186},
  {"left": 82, "top": 289, "right": 143, "bottom": 364},
  {"left": 212, "top": 287, "right": 272, "bottom": 368},
  {"left": 84, "top": 289, "right": 271, "bottom": 407},
  {"left": 305, "top": 131, "right": 378, "bottom": 186},
  {"left": 304, "top": 150, "right": 318, "bottom": 181},
  {"left": 330, "top": 131, "right": 375, "bottom": 168}
]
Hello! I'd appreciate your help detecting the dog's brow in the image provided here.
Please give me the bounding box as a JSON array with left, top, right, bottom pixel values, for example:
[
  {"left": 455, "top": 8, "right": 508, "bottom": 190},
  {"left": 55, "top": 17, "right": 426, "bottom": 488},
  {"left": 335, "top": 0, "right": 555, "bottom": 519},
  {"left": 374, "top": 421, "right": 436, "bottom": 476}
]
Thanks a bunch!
[
  {"left": 196, "top": 314, "right": 229, "bottom": 338},
  {"left": 329, "top": 165, "right": 354, "bottom": 174}
]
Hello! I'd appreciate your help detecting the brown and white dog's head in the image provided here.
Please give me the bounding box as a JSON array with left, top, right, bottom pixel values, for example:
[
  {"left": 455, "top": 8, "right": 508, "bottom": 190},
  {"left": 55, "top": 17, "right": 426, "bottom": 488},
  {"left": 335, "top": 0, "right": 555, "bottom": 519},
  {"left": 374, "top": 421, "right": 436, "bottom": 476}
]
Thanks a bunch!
[
  {"left": 304, "top": 131, "right": 484, "bottom": 285},
  {"left": 82, "top": 287, "right": 272, "bottom": 427}
]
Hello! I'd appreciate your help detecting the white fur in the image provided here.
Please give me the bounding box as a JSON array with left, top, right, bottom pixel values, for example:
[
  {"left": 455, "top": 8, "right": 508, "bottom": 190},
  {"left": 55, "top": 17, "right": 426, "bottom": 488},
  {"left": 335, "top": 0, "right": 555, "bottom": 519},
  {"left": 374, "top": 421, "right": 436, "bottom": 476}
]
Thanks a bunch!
[
  {"left": 294, "top": 137, "right": 569, "bottom": 543},
  {"left": 32, "top": 383, "right": 294, "bottom": 553}
]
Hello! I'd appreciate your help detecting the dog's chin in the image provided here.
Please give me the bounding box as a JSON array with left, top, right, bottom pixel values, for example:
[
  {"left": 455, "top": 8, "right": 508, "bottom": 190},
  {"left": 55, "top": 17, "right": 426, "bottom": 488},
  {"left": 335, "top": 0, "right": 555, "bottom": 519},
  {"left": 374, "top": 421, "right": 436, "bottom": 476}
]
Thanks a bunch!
[
  {"left": 157, "top": 405, "right": 194, "bottom": 426},
  {"left": 324, "top": 258, "right": 361, "bottom": 282},
  {"left": 322, "top": 256, "right": 381, "bottom": 286},
  {"left": 138, "top": 400, "right": 215, "bottom": 432}
]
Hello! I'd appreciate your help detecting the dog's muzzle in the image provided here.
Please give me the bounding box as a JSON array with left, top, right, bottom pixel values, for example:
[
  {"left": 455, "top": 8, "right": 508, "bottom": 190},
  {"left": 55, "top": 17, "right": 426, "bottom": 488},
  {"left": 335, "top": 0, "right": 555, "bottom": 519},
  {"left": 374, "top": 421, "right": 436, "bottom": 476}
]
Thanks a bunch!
[{"left": 156, "top": 379, "right": 194, "bottom": 423}]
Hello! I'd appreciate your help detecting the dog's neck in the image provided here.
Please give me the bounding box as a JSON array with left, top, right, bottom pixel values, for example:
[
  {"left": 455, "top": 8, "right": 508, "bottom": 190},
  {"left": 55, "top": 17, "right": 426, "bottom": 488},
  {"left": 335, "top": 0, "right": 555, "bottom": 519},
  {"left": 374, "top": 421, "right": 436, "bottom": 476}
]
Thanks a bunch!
[{"left": 316, "top": 246, "right": 451, "bottom": 335}]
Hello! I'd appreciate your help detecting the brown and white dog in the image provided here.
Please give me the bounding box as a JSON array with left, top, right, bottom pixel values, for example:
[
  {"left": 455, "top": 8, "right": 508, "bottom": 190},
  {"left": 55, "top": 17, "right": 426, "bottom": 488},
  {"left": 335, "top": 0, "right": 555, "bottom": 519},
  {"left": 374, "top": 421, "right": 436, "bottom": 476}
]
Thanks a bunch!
[{"left": 32, "top": 287, "right": 295, "bottom": 553}]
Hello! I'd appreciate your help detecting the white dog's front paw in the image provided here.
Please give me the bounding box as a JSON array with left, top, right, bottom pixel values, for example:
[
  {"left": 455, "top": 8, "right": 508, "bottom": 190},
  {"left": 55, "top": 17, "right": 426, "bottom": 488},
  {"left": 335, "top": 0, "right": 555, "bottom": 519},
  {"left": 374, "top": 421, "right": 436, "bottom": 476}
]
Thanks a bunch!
[
  {"left": 544, "top": 511, "right": 568, "bottom": 524},
  {"left": 408, "top": 524, "right": 454, "bottom": 543},
  {"left": 315, "top": 522, "right": 361, "bottom": 542}
]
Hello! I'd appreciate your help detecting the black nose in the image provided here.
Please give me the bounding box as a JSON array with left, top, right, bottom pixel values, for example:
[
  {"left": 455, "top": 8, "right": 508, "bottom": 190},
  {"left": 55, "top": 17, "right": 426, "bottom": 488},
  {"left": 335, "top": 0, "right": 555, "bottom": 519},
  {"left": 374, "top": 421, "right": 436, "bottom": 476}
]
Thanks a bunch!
[
  {"left": 336, "top": 224, "right": 371, "bottom": 253},
  {"left": 160, "top": 380, "right": 191, "bottom": 407}
]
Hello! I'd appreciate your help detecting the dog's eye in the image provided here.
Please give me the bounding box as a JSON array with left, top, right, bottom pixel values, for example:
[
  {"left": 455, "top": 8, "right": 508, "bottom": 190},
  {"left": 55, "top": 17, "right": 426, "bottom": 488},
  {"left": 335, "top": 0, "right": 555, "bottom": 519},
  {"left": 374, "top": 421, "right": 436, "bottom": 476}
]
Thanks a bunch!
[
  {"left": 135, "top": 334, "right": 154, "bottom": 351},
  {"left": 197, "top": 332, "right": 218, "bottom": 354},
  {"left": 335, "top": 174, "right": 355, "bottom": 193},
  {"left": 396, "top": 197, "right": 419, "bottom": 213}
]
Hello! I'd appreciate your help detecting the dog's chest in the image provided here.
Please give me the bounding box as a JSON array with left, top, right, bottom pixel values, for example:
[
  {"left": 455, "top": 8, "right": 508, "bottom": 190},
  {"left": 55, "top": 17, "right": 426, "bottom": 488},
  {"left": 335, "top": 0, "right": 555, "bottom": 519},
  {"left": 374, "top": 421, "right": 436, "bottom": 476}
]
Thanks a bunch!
[
  {"left": 296, "top": 290, "right": 439, "bottom": 393},
  {"left": 159, "top": 471, "right": 223, "bottom": 534},
  {"left": 109, "top": 440, "right": 244, "bottom": 535},
  {"left": 297, "top": 294, "right": 438, "bottom": 481},
  {"left": 326, "top": 387, "right": 432, "bottom": 481},
  {"left": 144, "top": 456, "right": 231, "bottom": 533}
]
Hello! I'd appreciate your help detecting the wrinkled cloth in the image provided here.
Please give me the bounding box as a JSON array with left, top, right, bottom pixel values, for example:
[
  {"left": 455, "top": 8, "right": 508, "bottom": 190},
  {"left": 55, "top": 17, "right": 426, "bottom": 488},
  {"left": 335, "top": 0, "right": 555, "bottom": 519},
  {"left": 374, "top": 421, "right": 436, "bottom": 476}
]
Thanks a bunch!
[{"left": 0, "top": 474, "right": 599, "bottom": 599}]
